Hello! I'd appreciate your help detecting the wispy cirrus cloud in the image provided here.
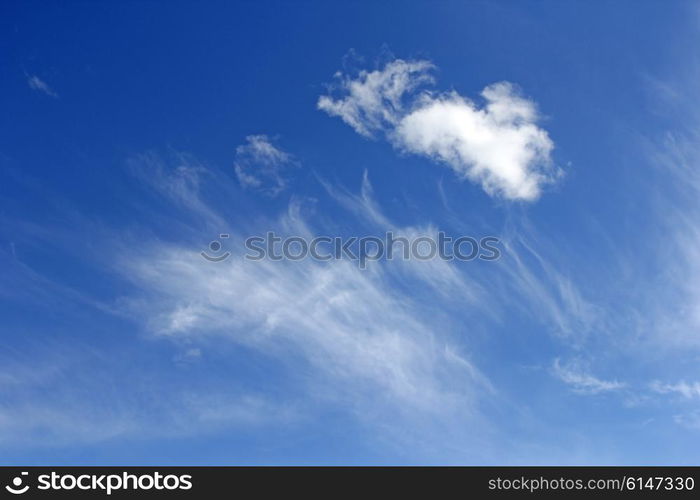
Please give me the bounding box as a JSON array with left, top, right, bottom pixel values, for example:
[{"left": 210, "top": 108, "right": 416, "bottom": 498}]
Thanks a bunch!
[
  {"left": 234, "top": 135, "right": 297, "bottom": 196},
  {"left": 0, "top": 379, "right": 299, "bottom": 448},
  {"left": 115, "top": 153, "right": 492, "bottom": 427},
  {"left": 651, "top": 380, "right": 700, "bottom": 399},
  {"left": 0, "top": 346, "right": 300, "bottom": 449},
  {"left": 552, "top": 358, "right": 625, "bottom": 395},
  {"left": 126, "top": 149, "right": 229, "bottom": 232},
  {"left": 26, "top": 74, "right": 58, "bottom": 98},
  {"left": 642, "top": 130, "right": 700, "bottom": 349},
  {"left": 120, "top": 213, "right": 488, "bottom": 415},
  {"left": 318, "top": 58, "right": 559, "bottom": 201},
  {"left": 319, "top": 170, "right": 483, "bottom": 301}
]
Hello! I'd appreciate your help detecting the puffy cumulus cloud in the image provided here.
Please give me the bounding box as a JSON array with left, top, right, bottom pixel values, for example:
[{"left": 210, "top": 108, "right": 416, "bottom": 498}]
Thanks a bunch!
[
  {"left": 234, "top": 135, "right": 297, "bottom": 196},
  {"left": 394, "top": 84, "right": 556, "bottom": 200},
  {"left": 318, "top": 58, "right": 559, "bottom": 201}
]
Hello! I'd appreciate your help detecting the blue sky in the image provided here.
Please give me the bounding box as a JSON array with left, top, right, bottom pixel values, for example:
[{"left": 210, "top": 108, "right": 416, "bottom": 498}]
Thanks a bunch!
[{"left": 2, "top": 0, "right": 700, "bottom": 464}]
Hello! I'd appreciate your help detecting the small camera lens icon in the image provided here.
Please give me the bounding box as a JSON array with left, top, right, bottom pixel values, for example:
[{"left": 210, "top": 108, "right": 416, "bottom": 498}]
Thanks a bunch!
[
  {"left": 5, "top": 472, "right": 29, "bottom": 494},
  {"left": 201, "top": 234, "right": 231, "bottom": 262}
]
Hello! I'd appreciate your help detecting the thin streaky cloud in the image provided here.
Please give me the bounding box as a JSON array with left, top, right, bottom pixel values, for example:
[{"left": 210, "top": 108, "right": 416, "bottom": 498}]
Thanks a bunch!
[
  {"left": 651, "top": 381, "right": 700, "bottom": 399},
  {"left": 26, "top": 74, "right": 58, "bottom": 97},
  {"left": 234, "top": 135, "right": 297, "bottom": 197},
  {"left": 552, "top": 358, "right": 625, "bottom": 395}
]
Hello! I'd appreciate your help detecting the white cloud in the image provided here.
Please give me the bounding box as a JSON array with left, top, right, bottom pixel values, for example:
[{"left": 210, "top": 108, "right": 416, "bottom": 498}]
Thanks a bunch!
[
  {"left": 320, "top": 170, "right": 482, "bottom": 301},
  {"left": 498, "top": 230, "right": 603, "bottom": 341},
  {"left": 2, "top": 156, "right": 499, "bottom": 452},
  {"left": 651, "top": 380, "right": 700, "bottom": 399},
  {"left": 319, "top": 58, "right": 559, "bottom": 201},
  {"left": 394, "top": 86, "right": 556, "bottom": 200},
  {"left": 122, "top": 234, "right": 485, "bottom": 413},
  {"left": 552, "top": 358, "right": 625, "bottom": 395},
  {"left": 641, "top": 131, "right": 700, "bottom": 348},
  {"left": 27, "top": 74, "right": 58, "bottom": 97},
  {"left": 126, "top": 150, "right": 227, "bottom": 229},
  {"left": 0, "top": 390, "right": 298, "bottom": 448},
  {"left": 116, "top": 167, "right": 490, "bottom": 417},
  {"left": 674, "top": 411, "right": 700, "bottom": 430},
  {"left": 0, "top": 350, "right": 299, "bottom": 448},
  {"left": 318, "top": 59, "right": 434, "bottom": 137},
  {"left": 234, "top": 135, "right": 296, "bottom": 196},
  {"left": 323, "top": 171, "right": 601, "bottom": 342}
]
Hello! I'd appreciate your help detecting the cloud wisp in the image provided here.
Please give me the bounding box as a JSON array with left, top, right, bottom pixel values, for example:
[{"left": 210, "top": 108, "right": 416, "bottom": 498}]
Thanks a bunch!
[
  {"left": 115, "top": 155, "right": 494, "bottom": 431},
  {"left": 26, "top": 74, "right": 58, "bottom": 98},
  {"left": 234, "top": 135, "right": 297, "bottom": 196},
  {"left": 0, "top": 354, "right": 299, "bottom": 448},
  {"left": 552, "top": 358, "right": 625, "bottom": 395},
  {"left": 651, "top": 381, "right": 700, "bottom": 399},
  {"left": 121, "top": 219, "right": 487, "bottom": 417},
  {"left": 318, "top": 58, "right": 559, "bottom": 201}
]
